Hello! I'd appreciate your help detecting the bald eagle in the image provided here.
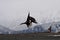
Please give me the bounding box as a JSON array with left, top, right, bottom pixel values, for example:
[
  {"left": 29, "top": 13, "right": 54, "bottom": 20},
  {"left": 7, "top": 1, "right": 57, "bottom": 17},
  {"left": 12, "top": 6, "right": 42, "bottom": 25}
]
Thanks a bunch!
[{"left": 20, "top": 12, "right": 37, "bottom": 28}]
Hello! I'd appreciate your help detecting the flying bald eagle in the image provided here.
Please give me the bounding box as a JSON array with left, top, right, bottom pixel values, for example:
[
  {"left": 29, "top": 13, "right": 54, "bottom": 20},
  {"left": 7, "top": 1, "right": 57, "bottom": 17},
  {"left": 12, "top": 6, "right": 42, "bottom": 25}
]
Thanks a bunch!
[{"left": 20, "top": 12, "right": 37, "bottom": 28}]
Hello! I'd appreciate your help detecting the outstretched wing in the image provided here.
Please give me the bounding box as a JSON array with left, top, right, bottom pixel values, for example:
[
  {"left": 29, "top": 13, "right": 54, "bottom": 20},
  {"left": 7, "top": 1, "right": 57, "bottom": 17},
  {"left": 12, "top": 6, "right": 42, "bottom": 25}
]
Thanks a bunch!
[
  {"left": 30, "top": 17, "right": 37, "bottom": 23},
  {"left": 26, "top": 12, "right": 30, "bottom": 21},
  {"left": 20, "top": 23, "right": 25, "bottom": 25}
]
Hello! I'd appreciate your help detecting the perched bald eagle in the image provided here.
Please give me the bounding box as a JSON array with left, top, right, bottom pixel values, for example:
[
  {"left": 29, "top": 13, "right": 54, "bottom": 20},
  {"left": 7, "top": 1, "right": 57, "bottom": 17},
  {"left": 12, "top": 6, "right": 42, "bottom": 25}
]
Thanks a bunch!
[
  {"left": 48, "top": 26, "right": 51, "bottom": 33},
  {"left": 20, "top": 12, "right": 37, "bottom": 28}
]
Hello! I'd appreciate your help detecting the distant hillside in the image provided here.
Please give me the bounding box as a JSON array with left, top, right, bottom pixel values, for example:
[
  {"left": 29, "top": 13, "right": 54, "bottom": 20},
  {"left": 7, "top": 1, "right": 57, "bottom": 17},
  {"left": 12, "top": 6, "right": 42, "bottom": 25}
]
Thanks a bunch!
[
  {"left": 0, "top": 25, "right": 13, "bottom": 34},
  {"left": 11, "top": 22, "right": 60, "bottom": 34},
  {"left": 0, "top": 21, "right": 60, "bottom": 34}
]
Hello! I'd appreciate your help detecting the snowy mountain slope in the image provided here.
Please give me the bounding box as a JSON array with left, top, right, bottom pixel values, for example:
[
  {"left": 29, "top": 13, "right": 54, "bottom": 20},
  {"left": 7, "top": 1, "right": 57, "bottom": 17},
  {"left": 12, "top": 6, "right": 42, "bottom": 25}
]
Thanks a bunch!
[
  {"left": 12, "top": 22, "right": 60, "bottom": 34},
  {"left": 0, "top": 25, "right": 14, "bottom": 34},
  {"left": 1, "top": 21, "right": 60, "bottom": 34}
]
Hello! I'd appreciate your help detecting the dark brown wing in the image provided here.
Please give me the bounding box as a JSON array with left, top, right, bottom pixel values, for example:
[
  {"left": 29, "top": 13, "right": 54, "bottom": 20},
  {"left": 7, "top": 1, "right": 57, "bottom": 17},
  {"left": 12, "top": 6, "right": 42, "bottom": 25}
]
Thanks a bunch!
[
  {"left": 26, "top": 12, "right": 30, "bottom": 21},
  {"left": 30, "top": 17, "right": 37, "bottom": 23}
]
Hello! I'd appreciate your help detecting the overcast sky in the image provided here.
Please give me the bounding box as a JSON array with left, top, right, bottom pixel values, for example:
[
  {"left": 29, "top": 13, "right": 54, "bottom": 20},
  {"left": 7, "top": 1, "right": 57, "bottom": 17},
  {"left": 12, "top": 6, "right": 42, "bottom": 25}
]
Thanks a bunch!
[{"left": 0, "top": 0, "right": 60, "bottom": 30}]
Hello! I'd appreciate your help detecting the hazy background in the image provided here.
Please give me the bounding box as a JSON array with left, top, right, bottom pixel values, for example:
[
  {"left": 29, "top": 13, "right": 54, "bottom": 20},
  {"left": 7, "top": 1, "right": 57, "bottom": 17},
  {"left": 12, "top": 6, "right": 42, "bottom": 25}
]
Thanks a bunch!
[{"left": 0, "top": 0, "right": 60, "bottom": 31}]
